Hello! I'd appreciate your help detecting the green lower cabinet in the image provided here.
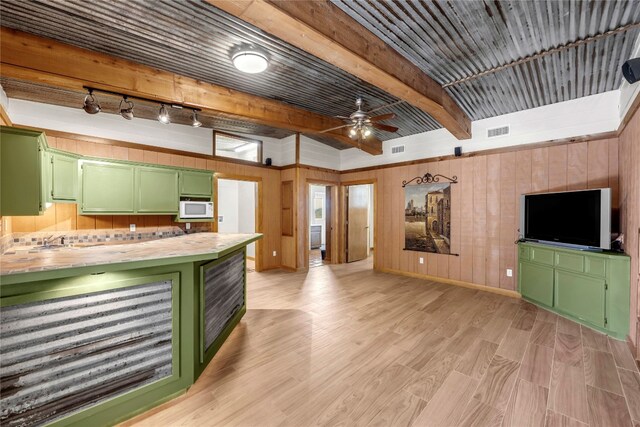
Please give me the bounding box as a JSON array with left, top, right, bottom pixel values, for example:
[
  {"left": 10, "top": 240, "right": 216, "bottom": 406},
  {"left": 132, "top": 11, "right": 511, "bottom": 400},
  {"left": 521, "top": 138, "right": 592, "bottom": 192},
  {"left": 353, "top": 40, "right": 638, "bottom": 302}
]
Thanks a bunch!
[
  {"left": 518, "top": 242, "right": 630, "bottom": 339},
  {"left": 81, "top": 161, "right": 135, "bottom": 214},
  {"left": 50, "top": 151, "right": 79, "bottom": 202},
  {"left": 554, "top": 270, "right": 606, "bottom": 328},
  {"left": 519, "top": 262, "right": 554, "bottom": 307},
  {"left": 136, "top": 166, "right": 179, "bottom": 214}
]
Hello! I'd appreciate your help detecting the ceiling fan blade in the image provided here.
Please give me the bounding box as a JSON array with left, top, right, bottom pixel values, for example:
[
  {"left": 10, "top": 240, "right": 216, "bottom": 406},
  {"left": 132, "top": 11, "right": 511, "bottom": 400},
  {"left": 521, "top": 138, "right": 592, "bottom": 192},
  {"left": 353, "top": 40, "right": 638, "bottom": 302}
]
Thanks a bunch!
[
  {"left": 318, "top": 124, "right": 351, "bottom": 133},
  {"left": 334, "top": 115, "right": 351, "bottom": 120},
  {"left": 370, "top": 112, "right": 396, "bottom": 122},
  {"left": 365, "top": 99, "right": 405, "bottom": 115},
  {"left": 372, "top": 122, "right": 399, "bottom": 133}
]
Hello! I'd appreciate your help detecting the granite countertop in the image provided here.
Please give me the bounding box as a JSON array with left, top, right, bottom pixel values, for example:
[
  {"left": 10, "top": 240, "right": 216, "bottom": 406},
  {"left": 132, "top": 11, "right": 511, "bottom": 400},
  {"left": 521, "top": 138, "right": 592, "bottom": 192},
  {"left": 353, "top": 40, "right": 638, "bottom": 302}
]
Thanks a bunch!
[{"left": 1, "top": 232, "right": 261, "bottom": 277}]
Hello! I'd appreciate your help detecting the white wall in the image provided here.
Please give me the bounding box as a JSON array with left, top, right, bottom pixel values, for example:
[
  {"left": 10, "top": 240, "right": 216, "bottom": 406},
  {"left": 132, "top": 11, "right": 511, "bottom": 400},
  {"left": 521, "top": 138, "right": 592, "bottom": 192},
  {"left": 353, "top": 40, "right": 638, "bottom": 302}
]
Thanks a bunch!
[
  {"left": 309, "top": 184, "right": 326, "bottom": 248},
  {"left": 340, "top": 90, "right": 621, "bottom": 170},
  {"left": 237, "top": 180, "right": 256, "bottom": 257},
  {"left": 217, "top": 180, "right": 240, "bottom": 233},
  {"left": 299, "top": 135, "right": 341, "bottom": 170},
  {"left": 217, "top": 179, "right": 256, "bottom": 257}
]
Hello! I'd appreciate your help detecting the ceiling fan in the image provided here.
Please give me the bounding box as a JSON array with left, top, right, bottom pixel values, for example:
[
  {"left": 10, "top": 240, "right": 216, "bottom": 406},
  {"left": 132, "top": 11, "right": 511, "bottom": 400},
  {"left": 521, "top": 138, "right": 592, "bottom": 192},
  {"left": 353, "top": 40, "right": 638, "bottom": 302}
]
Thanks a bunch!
[{"left": 320, "top": 97, "right": 403, "bottom": 140}]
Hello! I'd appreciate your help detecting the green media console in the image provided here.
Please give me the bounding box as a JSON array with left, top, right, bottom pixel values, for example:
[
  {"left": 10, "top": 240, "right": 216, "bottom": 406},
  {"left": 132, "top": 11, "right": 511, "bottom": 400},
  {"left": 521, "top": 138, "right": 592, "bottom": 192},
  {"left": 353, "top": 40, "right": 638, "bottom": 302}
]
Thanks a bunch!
[{"left": 518, "top": 242, "right": 630, "bottom": 339}]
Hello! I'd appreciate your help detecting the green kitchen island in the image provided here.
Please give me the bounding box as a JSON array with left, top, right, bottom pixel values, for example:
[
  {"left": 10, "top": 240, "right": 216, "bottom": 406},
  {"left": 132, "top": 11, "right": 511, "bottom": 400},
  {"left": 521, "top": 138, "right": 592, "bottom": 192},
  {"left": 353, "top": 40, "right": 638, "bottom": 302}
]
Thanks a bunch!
[{"left": 0, "top": 232, "right": 261, "bottom": 427}]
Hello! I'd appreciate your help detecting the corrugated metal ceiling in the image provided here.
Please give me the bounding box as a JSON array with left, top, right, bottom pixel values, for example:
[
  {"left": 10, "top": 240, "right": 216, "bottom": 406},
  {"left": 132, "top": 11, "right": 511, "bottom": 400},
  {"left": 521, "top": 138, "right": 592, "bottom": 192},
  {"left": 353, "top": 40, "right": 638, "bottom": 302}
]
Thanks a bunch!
[
  {"left": 331, "top": 0, "right": 640, "bottom": 120},
  {"left": 0, "top": 0, "right": 439, "bottom": 146}
]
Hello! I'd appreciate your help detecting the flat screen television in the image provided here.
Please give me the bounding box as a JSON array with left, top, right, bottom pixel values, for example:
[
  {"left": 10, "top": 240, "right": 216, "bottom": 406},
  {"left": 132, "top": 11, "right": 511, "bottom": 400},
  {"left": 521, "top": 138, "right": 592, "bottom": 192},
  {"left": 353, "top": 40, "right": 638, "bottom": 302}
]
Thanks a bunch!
[{"left": 520, "top": 188, "right": 611, "bottom": 250}]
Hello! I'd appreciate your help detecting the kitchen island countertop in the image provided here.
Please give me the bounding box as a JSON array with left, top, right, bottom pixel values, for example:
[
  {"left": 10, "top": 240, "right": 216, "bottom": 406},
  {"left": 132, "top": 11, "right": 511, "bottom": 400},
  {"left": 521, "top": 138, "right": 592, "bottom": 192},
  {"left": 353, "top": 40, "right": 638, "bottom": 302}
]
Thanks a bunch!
[{"left": 1, "top": 232, "right": 261, "bottom": 282}]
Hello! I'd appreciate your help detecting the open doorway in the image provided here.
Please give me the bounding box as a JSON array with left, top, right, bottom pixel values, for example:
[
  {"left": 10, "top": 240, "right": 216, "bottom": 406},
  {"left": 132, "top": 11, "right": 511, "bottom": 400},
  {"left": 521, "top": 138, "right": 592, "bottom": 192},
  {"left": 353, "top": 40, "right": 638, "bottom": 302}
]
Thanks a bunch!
[
  {"left": 308, "top": 184, "right": 333, "bottom": 268},
  {"left": 216, "top": 177, "right": 259, "bottom": 272},
  {"left": 343, "top": 182, "right": 375, "bottom": 265}
]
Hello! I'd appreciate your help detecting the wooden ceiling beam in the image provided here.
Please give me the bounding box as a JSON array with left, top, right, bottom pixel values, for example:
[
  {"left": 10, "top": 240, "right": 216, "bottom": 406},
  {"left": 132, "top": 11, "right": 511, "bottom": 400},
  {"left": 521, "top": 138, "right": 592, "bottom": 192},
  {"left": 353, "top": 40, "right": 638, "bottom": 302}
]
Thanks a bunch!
[
  {"left": 207, "top": 0, "right": 472, "bottom": 140},
  {"left": 0, "top": 27, "right": 382, "bottom": 155}
]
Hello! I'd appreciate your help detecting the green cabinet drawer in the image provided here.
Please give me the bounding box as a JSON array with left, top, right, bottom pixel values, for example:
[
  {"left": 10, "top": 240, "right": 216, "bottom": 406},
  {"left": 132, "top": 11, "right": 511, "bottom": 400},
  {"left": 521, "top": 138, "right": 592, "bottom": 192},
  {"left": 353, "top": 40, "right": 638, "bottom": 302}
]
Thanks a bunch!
[
  {"left": 555, "top": 270, "right": 605, "bottom": 328},
  {"left": 81, "top": 161, "right": 135, "bottom": 213},
  {"left": 555, "top": 252, "right": 584, "bottom": 273},
  {"left": 520, "top": 262, "right": 554, "bottom": 307},
  {"left": 519, "top": 245, "right": 530, "bottom": 261},
  {"left": 585, "top": 257, "right": 607, "bottom": 278},
  {"left": 50, "top": 152, "right": 78, "bottom": 202},
  {"left": 136, "top": 167, "right": 179, "bottom": 213},
  {"left": 180, "top": 170, "right": 212, "bottom": 197},
  {"left": 0, "top": 126, "right": 47, "bottom": 215},
  {"left": 530, "top": 247, "right": 554, "bottom": 266}
]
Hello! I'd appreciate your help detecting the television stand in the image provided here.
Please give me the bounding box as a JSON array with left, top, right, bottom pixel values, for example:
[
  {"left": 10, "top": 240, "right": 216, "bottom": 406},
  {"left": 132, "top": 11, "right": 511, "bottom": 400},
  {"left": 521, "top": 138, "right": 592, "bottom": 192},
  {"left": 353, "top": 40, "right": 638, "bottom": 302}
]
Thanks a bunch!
[{"left": 518, "top": 241, "right": 630, "bottom": 339}]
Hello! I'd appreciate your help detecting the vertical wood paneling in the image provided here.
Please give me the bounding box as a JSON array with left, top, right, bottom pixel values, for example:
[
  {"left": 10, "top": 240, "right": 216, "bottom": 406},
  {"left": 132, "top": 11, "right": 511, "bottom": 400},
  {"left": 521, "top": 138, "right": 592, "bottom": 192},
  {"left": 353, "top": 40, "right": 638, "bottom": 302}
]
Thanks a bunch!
[
  {"left": 587, "top": 139, "right": 610, "bottom": 189},
  {"left": 459, "top": 157, "right": 475, "bottom": 284},
  {"left": 437, "top": 160, "right": 451, "bottom": 279},
  {"left": 472, "top": 156, "right": 487, "bottom": 286},
  {"left": 548, "top": 145, "right": 568, "bottom": 192},
  {"left": 608, "top": 139, "right": 619, "bottom": 208},
  {"left": 567, "top": 142, "right": 588, "bottom": 190},
  {"left": 486, "top": 154, "right": 501, "bottom": 288},
  {"left": 499, "top": 152, "right": 516, "bottom": 290},
  {"left": 531, "top": 148, "right": 549, "bottom": 193},
  {"left": 448, "top": 158, "right": 462, "bottom": 281}
]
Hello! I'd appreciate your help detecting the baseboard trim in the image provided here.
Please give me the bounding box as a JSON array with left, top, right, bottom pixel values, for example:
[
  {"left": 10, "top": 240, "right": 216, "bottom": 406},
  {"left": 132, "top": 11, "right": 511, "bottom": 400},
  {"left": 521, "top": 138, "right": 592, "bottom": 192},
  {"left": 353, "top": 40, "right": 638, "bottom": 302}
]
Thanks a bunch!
[{"left": 377, "top": 267, "right": 521, "bottom": 299}]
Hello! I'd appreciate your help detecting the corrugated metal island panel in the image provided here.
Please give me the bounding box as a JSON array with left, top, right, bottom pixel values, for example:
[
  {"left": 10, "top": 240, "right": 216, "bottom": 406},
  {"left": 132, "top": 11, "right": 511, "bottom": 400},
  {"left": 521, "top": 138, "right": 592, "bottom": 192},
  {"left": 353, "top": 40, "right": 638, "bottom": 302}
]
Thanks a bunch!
[
  {"left": 202, "top": 252, "right": 245, "bottom": 351},
  {"left": 0, "top": 280, "right": 173, "bottom": 427}
]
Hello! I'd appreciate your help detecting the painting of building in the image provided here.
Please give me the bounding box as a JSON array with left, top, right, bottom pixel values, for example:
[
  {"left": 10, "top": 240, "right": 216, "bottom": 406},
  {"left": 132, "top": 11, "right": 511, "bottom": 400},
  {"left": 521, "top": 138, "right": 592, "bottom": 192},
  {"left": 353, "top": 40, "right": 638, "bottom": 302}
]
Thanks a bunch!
[{"left": 404, "top": 182, "right": 451, "bottom": 254}]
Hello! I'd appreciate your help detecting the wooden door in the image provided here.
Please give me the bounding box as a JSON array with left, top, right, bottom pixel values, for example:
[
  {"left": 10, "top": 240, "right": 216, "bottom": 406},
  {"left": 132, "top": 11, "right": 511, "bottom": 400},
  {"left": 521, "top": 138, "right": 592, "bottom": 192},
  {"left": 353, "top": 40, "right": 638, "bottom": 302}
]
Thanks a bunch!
[{"left": 347, "top": 184, "right": 370, "bottom": 262}]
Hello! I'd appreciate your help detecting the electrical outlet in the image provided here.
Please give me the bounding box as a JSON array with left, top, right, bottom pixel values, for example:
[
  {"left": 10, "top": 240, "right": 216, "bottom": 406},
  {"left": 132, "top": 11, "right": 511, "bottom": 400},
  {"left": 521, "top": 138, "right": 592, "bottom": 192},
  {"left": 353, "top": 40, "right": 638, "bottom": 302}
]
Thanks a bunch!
[
  {"left": 419, "top": 257, "right": 424, "bottom": 264},
  {"left": 186, "top": 222, "right": 191, "bottom": 230},
  {"left": 273, "top": 251, "right": 277, "bottom": 257},
  {"left": 130, "top": 224, "right": 136, "bottom": 232},
  {"left": 506, "top": 268, "right": 513, "bottom": 277}
]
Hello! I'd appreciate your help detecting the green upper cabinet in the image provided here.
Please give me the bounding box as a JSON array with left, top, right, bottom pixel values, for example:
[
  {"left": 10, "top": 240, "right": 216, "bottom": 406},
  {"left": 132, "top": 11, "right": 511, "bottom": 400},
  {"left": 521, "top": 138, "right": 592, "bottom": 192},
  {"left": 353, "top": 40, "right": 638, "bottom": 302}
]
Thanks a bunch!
[
  {"left": 49, "top": 151, "right": 79, "bottom": 203},
  {"left": 81, "top": 161, "right": 135, "bottom": 214},
  {"left": 0, "top": 126, "right": 48, "bottom": 216},
  {"left": 136, "top": 167, "right": 179, "bottom": 214},
  {"left": 180, "top": 170, "right": 213, "bottom": 198}
]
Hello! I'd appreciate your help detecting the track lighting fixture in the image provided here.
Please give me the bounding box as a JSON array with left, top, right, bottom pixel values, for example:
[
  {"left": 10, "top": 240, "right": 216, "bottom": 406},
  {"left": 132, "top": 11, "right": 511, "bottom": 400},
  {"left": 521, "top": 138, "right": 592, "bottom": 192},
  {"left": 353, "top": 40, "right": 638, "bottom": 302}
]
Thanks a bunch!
[
  {"left": 82, "top": 89, "right": 101, "bottom": 114},
  {"left": 158, "top": 104, "right": 170, "bottom": 124},
  {"left": 191, "top": 110, "right": 202, "bottom": 128},
  {"left": 119, "top": 96, "right": 134, "bottom": 120}
]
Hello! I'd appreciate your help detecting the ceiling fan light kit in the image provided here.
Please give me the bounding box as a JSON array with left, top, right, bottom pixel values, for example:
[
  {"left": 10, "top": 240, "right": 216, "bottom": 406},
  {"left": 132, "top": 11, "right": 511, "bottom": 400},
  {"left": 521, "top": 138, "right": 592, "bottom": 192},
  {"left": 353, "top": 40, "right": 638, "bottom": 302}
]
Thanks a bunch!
[{"left": 319, "top": 97, "right": 401, "bottom": 143}]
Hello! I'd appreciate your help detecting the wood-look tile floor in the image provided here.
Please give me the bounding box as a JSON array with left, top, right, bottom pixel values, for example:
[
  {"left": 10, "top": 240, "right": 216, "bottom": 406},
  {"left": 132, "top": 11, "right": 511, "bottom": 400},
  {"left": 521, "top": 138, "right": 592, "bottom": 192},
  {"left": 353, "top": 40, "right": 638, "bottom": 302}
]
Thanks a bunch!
[{"left": 124, "top": 258, "right": 640, "bottom": 427}]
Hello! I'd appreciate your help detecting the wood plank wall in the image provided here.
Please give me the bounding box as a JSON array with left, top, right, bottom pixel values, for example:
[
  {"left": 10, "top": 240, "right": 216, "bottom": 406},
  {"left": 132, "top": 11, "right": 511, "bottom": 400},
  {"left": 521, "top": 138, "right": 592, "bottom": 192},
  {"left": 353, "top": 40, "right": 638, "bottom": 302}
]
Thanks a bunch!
[
  {"left": 341, "top": 138, "right": 620, "bottom": 292},
  {"left": 619, "top": 106, "right": 640, "bottom": 358},
  {"left": 6, "top": 135, "right": 282, "bottom": 271}
]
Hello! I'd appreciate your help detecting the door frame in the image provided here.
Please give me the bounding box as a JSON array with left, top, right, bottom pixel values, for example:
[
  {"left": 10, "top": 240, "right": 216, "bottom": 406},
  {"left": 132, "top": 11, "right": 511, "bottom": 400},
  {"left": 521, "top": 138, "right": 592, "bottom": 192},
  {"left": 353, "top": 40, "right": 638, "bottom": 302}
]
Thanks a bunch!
[
  {"left": 340, "top": 179, "right": 377, "bottom": 269},
  {"left": 214, "top": 173, "right": 263, "bottom": 271},
  {"left": 305, "top": 179, "right": 339, "bottom": 269}
]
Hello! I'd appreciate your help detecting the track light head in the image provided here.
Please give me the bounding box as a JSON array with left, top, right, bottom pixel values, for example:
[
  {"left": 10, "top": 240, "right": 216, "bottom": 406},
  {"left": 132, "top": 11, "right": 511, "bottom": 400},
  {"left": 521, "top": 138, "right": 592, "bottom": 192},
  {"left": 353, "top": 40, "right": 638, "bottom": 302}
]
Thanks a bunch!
[
  {"left": 158, "top": 104, "right": 170, "bottom": 124},
  {"left": 191, "top": 110, "right": 202, "bottom": 128},
  {"left": 119, "top": 96, "right": 134, "bottom": 120},
  {"left": 82, "top": 89, "right": 101, "bottom": 114}
]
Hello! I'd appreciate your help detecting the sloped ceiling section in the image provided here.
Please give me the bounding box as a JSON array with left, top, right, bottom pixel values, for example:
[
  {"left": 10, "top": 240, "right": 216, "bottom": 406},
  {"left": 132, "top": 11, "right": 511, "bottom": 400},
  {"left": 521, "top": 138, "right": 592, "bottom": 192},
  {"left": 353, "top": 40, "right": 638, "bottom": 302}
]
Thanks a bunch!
[
  {"left": 332, "top": 0, "right": 640, "bottom": 120},
  {"left": 0, "top": 0, "right": 440, "bottom": 145}
]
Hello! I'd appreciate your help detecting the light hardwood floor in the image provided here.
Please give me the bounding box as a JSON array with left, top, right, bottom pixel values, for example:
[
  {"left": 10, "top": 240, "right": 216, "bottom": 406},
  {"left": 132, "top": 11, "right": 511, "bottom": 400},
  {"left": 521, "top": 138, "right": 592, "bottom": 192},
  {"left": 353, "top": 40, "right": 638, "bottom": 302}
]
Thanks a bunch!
[{"left": 124, "top": 258, "right": 640, "bottom": 427}]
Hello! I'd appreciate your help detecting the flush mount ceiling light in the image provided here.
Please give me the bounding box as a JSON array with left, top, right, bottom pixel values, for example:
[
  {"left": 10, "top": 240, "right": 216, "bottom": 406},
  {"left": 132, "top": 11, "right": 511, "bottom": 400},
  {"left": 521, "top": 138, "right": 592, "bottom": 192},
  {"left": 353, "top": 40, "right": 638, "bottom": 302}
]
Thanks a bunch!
[
  {"left": 158, "top": 104, "right": 170, "bottom": 124},
  {"left": 232, "top": 49, "right": 269, "bottom": 74},
  {"left": 119, "top": 96, "right": 134, "bottom": 120},
  {"left": 82, "top": 89, "right": 101, "bottom": 114},
  {"left": 191, "top": 110, "right": 202, "bottom": 128}
]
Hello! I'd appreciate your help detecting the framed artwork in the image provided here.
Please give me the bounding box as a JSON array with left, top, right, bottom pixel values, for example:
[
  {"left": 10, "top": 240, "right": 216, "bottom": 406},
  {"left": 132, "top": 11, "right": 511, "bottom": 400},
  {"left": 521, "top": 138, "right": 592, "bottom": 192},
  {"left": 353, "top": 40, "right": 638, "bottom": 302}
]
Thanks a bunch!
[
  {"left": 313, "top": 192, "right": 324, "bottom": 221},
  {"left": 404, "top": 182, "right": 452, "bottom": 254}
]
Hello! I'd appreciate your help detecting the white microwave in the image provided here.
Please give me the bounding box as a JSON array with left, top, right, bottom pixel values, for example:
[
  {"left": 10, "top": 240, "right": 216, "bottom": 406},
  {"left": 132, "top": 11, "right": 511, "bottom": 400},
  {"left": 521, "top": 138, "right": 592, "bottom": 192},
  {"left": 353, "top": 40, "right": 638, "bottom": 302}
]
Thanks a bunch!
[{"left": 179, "top": 201, "right": 213, "bottom": 219}]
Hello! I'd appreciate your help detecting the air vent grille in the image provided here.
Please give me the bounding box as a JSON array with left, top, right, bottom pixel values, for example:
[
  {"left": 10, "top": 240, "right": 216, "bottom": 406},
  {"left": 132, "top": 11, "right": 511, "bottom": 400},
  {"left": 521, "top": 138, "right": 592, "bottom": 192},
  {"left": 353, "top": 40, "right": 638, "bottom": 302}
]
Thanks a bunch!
[
  {"left": 487, "top": 125, "right": 510, "bottom": 138},
  {"left": 391, "top": 145, "right": 405, "bottom": 154}
]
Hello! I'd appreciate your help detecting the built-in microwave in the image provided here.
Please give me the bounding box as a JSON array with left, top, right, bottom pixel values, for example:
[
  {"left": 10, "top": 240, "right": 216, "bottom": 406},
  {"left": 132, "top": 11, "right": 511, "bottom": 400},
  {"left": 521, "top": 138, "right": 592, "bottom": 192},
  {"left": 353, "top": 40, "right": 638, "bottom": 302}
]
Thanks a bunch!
[{"left": 179, "top": 200, "right": 214, "bottom": 219}]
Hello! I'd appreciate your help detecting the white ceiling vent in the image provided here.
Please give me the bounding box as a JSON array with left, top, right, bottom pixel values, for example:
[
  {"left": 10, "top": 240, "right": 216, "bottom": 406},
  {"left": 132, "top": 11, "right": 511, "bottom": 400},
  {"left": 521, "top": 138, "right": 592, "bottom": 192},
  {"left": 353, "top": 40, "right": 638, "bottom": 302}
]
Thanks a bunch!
[
  {"left": 487, "top": 125, "right": 510, "bottom": 138},
  {"left": 391, "top": 145, "right": 405, "bottom": 154}
]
